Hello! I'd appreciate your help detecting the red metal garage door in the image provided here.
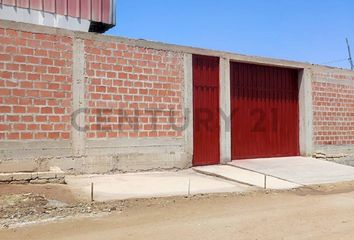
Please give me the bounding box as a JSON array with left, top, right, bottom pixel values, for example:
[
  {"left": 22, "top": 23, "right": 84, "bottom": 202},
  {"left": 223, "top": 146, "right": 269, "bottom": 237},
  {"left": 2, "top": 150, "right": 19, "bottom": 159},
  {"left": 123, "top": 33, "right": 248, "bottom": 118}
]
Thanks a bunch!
[
  {"left": 230, "top": 62, "right": 299, "bottom": 160},
  {"left": 193, "top": 55, "right": 220, "bottom": 166}
]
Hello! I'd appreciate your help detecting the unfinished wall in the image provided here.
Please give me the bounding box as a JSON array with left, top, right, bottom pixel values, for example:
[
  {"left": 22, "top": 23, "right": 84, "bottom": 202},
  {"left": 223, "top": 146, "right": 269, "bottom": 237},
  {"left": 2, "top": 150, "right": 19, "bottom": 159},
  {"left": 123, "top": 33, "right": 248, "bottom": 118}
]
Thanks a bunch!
[
  {"left": 0, "top": 21, "right": 189, "bottom": 174},
  {"left": 0, "top": 26, "right": 74, "bottom": 173},
  {"left": 1, "top": 19, "right": 354, "bottom": 173},
  {"left": 312, "top": 69, "right": 354, "bottom": 165},
  {"left": 84, "top": 39, "right": 184, "bottom": 139},
  {"left": 81, "top": 38, "right": 188, "bottom": 173},
  {"left": 0, "top": 28, "right": 73, "bottom": 141}
]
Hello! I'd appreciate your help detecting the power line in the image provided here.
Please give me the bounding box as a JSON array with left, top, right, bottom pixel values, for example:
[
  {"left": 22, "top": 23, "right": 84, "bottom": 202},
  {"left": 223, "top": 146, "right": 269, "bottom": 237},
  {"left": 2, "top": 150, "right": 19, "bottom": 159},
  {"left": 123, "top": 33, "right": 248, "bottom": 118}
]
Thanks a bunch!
[{"left": 320, "top": 58, "right": 348, "bottom": 65}]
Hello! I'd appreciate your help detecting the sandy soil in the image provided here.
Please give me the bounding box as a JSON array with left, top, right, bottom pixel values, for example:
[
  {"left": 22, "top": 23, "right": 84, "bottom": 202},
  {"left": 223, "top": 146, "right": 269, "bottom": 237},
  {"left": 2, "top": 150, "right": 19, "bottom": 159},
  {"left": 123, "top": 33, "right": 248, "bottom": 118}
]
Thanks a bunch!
[
  {"left": 0, "top": 184, "right": 77, "bottom": 204},
  {"left": 0, "top": 184, "right": 124, "bottom": 228},
  {"left": 1, "top": 181, "right": 354, "bottom": 240}
]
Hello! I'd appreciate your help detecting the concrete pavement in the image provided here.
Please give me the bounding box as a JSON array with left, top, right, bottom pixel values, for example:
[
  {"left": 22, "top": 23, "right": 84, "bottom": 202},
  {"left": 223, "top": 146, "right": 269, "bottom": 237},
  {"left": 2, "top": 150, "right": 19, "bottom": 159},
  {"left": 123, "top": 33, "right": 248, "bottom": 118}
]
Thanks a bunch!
[
  {"left": 194, "top": 165, "right": 301, "bottom": 190},
  {"left": 66, "top": 157, "right": 354, "bottom": 202},
  {"left": 228, "top": 156, "right": 354, "bottom": 185},
  {"left": 66, "top": 169, "right": 255, "bottom": 202}
]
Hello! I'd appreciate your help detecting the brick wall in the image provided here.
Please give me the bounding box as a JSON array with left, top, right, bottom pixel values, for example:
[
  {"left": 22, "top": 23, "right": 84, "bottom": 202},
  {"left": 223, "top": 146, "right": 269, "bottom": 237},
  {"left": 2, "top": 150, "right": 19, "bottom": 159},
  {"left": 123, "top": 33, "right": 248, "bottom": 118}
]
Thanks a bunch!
[
  {"left": 0, "top": 27, "right": 73, "bottom": 141},
  {"left": 1, "top": 20, "right": 354, "bottom": 173},
  {"left": 84, "top": 39, "right": 184, "bottom": 139},
  {"left": 0, "top": 22, "right": 188, "bottom": 173},
  {"left": 0, "top": 27, "right": 186, "bottom": 142},
  {"left": 312, "top": 72, "right": 354, "bottom": 146}
]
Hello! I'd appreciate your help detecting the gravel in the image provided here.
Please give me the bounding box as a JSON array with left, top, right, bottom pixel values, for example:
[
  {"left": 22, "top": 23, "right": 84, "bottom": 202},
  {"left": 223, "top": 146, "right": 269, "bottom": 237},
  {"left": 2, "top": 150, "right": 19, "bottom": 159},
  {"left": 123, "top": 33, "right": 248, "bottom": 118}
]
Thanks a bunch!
[{"left": 0, "top": 193, "right": 124, "bottom": 229}]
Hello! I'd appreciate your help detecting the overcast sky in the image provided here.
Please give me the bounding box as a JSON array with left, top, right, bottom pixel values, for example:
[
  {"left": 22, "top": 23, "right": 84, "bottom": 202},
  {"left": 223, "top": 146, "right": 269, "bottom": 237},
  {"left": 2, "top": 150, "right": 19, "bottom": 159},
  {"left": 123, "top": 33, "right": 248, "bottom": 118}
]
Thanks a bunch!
[{"left": 107, "top": 0, "right": 354, "bottom": 69}]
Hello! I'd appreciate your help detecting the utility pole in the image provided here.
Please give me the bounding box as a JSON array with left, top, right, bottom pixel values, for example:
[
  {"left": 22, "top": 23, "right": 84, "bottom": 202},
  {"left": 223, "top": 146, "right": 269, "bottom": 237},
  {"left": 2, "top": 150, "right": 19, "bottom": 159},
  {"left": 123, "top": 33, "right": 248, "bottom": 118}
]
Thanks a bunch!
[{"left": 346, "top": 38, "right": 354, "bottom": 70}]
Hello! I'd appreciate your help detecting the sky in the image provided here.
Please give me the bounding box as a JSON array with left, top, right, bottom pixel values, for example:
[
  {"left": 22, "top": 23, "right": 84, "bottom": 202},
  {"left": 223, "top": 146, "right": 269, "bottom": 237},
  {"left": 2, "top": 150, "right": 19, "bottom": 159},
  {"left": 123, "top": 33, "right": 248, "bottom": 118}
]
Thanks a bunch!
[{"left": 106, "top": 0, "right": 354, "bottom": 69}]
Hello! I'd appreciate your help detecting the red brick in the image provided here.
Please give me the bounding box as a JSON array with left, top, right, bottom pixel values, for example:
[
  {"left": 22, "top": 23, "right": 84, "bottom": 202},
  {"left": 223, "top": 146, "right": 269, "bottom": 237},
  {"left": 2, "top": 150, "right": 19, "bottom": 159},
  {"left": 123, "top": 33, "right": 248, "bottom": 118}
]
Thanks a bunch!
[
  {"left": 35, "top": 116, "right": 47, "bottom": 122},
  {"left": 0, "top": 54, "right": 11, "bottom": 61},
  {"left": 41, "top": 124, "right": 53, "bottom": 131},
  {"left": 5, "top": 46, "right": 17, "bottom": 53},
  {"left": 61, "top": 132, "right": 70, "bottom": 139},
  {"left": 14, "top": 124, "right": 26, "bottom": 131},
  {"left": 0, "top": 89, "right": 11, "bottom": 96},
  {"left": 13, "top": 89, "right": 26, "bottom": 97},
  {"left": 7, "top": 115, "right": 20, "bottom": 122},
  {"left": 27, "top": 90, "right": 40, "bottom": 97},
  {"left": 27, "top": 124, "right": 38, "bottom": 131},
  {"left": 48, "top": 132, "right": 60, "bottom": 139},
  {"left": 7, "top": 133, "right": 20, "bottom": 140},
  {"left": 0, "top": 106, "right": 11, "bottom": 113},
  {"left": 6, "top": 29, "right": 18, "bottom": 37},
  {"left": 34, "top": 133, "right": 47, "bottom": 139},
  {"left": 21, "top": 133, "right": 33, "bottom": 140},
  {"left": 22, "top": 116, "right": 34, "bottom": 122},
  {"left": 54, "top": 124, "right": 66, "bottom": 131},
  {"left": 0, "top": 72, "right": 12, "bottom": 79},
  {"left": 14, "top": 56, "right": 26, "bottom": 63},
  {"left": 4, "top": 97, "right": 18, "bottom": 105},
  {"left": 13, "top": 72, "right": 26, "bottom": 80},
  {"left": 41, "top": 107, "right": 53, "bottom": 114},
  {"left": 13, "top": 106, "right": 26, "bottom": 113},
  {"left": 54, "top": 108, "right": 65, "bottom": 114},
  {"left": 0, "top": 124, "right": 9, "bottom": 131},
  {"left": 48, "top": 67, "right": 60, "bottom": 74}
]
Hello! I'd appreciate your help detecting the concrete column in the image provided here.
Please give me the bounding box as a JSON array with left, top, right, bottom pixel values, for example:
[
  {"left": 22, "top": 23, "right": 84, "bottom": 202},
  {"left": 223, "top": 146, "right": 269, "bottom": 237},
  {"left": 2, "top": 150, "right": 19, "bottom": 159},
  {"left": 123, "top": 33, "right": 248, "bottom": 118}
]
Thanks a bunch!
[
  {"left": 183, "top": 53, "right": 193, "bottom": 164},
  {"left": 299, "top": 68, "right": 314, "bottom": 156},
  {"left": 72, "top": 38, "right": 86, "bottom": 156},
  {"left": 220, "top": 58, "right": 231, "bottom": 164}
]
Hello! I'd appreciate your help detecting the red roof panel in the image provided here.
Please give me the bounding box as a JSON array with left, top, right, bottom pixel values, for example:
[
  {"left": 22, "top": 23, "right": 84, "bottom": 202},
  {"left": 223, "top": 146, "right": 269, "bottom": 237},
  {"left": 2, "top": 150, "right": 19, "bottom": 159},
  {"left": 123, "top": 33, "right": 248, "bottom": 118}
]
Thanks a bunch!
[
  {"left": 29, "top": 0, "right": 43, "bottom": 10},
  {"left": 17, "top": 0, "right": 30, "bottom": 8},
  {"left": 1, "top": 0, "right": 115, "bottom": 25},
  {"left": 81, "top": 0, "right": 91, "bottom": 20},
  {"left": 43, "top": 0, "right": 55, "bottom": 13},
  {"left": 55, "top": 0, "right": 67, "bottom": 16}
]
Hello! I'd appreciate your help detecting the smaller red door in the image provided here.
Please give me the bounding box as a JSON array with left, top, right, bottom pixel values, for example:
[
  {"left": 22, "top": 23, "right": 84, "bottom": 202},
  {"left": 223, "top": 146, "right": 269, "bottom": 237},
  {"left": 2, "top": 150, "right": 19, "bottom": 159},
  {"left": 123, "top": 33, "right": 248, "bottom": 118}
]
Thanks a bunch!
[{"left": 192, "top": 55, "right": 220, "bottom": 166}]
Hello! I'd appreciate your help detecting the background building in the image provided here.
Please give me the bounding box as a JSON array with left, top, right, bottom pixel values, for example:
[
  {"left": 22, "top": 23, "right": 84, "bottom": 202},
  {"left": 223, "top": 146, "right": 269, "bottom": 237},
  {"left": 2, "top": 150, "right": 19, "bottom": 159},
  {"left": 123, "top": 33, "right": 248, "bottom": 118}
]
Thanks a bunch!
[{"left": 0, "top": 0, "right": 116, "bottom": 33}]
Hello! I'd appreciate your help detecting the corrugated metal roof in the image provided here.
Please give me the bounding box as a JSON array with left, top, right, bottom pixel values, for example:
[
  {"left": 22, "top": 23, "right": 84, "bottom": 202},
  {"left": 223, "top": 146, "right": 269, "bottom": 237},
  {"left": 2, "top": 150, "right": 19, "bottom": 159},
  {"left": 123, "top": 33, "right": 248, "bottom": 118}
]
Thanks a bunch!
[{"left": 0, "top": 0, "right": 115, "bottom": 25}]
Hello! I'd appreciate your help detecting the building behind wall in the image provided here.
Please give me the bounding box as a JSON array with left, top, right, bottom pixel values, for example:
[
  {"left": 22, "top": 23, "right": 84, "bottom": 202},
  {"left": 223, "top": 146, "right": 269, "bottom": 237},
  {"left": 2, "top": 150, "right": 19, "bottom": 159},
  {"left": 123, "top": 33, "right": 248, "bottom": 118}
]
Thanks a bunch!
[
  {"left": 0, "top": 19, "right": 353, "bottom": 174},
  {"left": 0, "top": 0, "right": 116, "bottom": 33}
]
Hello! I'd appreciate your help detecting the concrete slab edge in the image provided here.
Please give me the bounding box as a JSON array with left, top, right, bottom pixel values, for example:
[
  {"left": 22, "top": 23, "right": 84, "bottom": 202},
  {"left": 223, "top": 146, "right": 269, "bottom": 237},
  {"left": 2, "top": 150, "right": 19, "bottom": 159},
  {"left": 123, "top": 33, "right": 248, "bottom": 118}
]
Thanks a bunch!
[
  {"left": 226, "top": 163, "right": 305, "bottom": 187},
  {"left": 0, "top": 167, "right": 66, "bottom": 184},
  {"left": 192, "top": 167, "right": 260, "bottom": 188}
]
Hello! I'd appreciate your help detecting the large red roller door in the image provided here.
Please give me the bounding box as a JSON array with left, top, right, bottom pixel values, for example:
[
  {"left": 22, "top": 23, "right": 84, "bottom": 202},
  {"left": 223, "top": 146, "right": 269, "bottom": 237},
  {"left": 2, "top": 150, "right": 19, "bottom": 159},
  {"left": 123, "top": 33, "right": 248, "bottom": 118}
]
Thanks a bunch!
[
  {"left": 231, "top": 62, "right": 299, "bottom": 160},
  {"left": 193, "top": 55, "right": 220, "bottom": 166}
]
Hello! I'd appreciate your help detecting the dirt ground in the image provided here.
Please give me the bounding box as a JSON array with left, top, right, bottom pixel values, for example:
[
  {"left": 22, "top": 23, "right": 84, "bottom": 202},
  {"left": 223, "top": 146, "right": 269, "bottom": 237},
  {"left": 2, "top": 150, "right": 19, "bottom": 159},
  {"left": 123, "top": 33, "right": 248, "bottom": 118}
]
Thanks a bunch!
[
  {"left": 0, "top": 184, "right": 124, "bottom": 228},
  {"left": 1, "top": 182, "right": 354, "bottom": 240},
  {"left": 0, "top": 184, "right": 77, "bottom": 204}
]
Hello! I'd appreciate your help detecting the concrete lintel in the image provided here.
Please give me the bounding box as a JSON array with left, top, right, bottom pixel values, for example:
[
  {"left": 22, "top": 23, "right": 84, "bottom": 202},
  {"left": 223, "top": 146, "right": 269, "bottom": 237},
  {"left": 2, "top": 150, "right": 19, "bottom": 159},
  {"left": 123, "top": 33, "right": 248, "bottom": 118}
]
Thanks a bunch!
[
  {"left": 86, "top": 137, "right": 184, "bottom": 148},
  {"left": 299, "top": 68, "right": 314, "bottom": 156},
  {"left": 314, "top": 145, "right": 354, "bottom": 155},
  {"left": 183, "top": 53, "right": 193, "bottom": 162},
  {"left": 81, "top": 152, "right": 191, "bottom": 174},
  {"left": 85, "top": 138, "right": 184, "bottom": 155},
  {"left": 312, "top": 77, "right": 354, "bottom": 87},
  {"left": 0, "top": 140, "right": 71, "bottom": 150},
  {"left": 72, "top": 38, "right": 86, "bottom": 156},
  {"left": 0, "top": 140, "right": 71, "bottom": 158},
  {"left": 220, "top": 58, "right": 231, "bottom": 163}
]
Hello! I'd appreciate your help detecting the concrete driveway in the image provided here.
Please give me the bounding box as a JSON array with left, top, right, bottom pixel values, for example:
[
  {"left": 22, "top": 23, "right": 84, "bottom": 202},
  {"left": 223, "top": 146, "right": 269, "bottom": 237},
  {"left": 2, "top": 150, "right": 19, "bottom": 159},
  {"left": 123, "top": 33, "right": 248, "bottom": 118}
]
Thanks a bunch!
[
  {"left": 66, "top": 157, "right": 354, "bottom": 201},
  {"left": 228, "top": 156, "right": 354, "bottom": 185},
  {"left": 66, "top": 169, "right": 255, "bottom": 202}
]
